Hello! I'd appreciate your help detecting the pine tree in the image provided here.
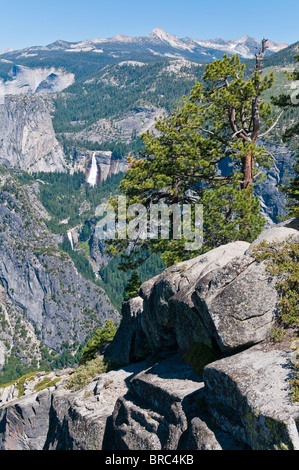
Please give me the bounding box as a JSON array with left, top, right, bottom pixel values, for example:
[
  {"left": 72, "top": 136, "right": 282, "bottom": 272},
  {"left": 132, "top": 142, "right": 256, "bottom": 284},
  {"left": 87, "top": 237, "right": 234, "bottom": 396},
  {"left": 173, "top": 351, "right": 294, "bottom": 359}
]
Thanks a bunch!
[
  {"left": 79, "top": 320, "right": 117, "bottom": 365},
  {"left": 107, "top": 43, "right": 278, "bottom": 268},
  {"left": 123, "top": 271, "right": 141, "bottom": 301}
]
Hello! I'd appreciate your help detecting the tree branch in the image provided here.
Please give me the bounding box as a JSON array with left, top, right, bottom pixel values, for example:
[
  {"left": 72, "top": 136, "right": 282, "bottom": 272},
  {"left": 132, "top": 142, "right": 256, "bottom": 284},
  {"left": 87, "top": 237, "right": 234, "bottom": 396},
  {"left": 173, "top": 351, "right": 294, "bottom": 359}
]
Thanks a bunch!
[
  {"left": 258, "top": 111, "right": 284, "bottom": 138},
  {"left": 253, "top": 171, "right": 263, "bottom": 180}
]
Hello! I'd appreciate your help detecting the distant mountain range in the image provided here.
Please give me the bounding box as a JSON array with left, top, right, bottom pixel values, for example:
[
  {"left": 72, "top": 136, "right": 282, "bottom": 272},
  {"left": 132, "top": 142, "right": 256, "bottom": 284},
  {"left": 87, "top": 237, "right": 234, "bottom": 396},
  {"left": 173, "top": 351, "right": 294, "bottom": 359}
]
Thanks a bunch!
[
  {"left": 0, "top": 28, "right": 289, "bottom": 65},
  {"left": 43, "top": 28, "right": 288, "bottom": 58}
]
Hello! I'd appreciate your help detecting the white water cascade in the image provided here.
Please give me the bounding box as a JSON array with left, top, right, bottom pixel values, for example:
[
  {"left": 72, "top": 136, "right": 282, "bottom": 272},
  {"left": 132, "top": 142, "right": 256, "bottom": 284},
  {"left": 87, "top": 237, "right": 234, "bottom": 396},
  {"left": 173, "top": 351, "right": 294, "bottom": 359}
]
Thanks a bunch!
[
  {"left": 67, "top": 231, "right": 74, "bottom": 250},
  {"left": 87, "top": 153, "right": 98, "bottom": 187}
]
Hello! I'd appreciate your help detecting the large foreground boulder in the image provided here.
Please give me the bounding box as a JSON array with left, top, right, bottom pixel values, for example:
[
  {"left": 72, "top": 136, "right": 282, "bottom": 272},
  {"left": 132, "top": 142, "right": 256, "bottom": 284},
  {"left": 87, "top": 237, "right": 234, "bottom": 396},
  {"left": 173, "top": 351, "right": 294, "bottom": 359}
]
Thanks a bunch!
[
  {"left": 104, "top": 225, "right": 298, "bottom": 365},
  {"left": 170, "top": 248, "right": 277, "bottom": 352},
  {"left": 139, "top": 241, "right": 250, "bottom": 352},
  {"left": 203, "top": 342, "right": 299, "bottom": 450},
  {"left": 137, "top": 226, "right": 298, "bottom": 354}
]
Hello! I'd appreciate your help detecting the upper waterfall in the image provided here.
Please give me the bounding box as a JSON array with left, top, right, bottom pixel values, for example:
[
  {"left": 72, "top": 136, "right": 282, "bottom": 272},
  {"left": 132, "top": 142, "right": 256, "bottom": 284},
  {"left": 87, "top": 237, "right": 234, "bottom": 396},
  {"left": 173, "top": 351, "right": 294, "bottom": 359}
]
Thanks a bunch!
[
  {"left": 67, "top": 230, "right": 74, "bottom": 250},
  {"left": 87, "top": 153, "right": 98, "bottom": 187}
]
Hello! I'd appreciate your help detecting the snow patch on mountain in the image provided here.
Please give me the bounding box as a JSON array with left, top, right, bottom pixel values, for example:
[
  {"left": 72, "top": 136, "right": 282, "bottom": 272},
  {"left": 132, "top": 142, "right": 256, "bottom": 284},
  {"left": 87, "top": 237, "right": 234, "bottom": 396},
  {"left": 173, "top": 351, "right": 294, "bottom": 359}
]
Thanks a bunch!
[
  {"left": 66, "top": 47, "right": 95, "bottom": 52},
  {"left": 3, "top": 65, "right": 75, "bottom": 95},
  {"left": 118, "top": 61, "right": 146, "bottom": 67},
  {"left": 0, "top": 48, "right": 14, "bottom": 56},
  {"left": 16, "top": 52, "right": 38, "bottom": 59}
]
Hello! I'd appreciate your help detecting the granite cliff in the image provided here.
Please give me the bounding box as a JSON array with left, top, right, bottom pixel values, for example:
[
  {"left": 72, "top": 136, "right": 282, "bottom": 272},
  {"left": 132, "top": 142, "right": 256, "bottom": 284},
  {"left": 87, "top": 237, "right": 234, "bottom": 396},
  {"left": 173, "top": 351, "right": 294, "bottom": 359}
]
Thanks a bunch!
[
  {"left": 0, "top": 96, "right": 67, "bottom": 173},
  {"left": 0, "top": 168, "right": 119, "bottom": 371}
]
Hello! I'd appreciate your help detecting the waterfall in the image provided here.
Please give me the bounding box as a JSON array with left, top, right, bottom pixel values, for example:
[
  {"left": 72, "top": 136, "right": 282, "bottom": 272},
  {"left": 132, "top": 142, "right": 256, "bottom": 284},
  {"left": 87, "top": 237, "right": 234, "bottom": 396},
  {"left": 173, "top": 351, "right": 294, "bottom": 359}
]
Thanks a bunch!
[
  {"left": 87, "top": 153, "right": 98, "bottom": 187},
  {"left": 67, "top": 231, "right": 74, "bottom": 250}
]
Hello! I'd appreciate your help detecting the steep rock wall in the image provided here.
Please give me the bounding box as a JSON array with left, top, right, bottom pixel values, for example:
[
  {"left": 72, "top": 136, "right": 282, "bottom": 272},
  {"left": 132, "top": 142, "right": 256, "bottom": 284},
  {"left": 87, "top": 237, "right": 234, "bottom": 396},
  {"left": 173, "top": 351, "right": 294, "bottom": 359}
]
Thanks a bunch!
[
  {"left": 0, "top": 170, "right": 119, "bottom": 367},
  {"left": 0, "top": 95, "right": 67, "bottom": 173}
]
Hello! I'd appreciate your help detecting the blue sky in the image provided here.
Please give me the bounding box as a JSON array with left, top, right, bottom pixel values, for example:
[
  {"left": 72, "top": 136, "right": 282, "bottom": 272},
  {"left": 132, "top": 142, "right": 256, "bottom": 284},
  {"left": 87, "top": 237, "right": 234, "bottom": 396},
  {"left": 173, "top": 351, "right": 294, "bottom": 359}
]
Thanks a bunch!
[{"left": 0, "top": 0, "right": 298, "bottom": 50}]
